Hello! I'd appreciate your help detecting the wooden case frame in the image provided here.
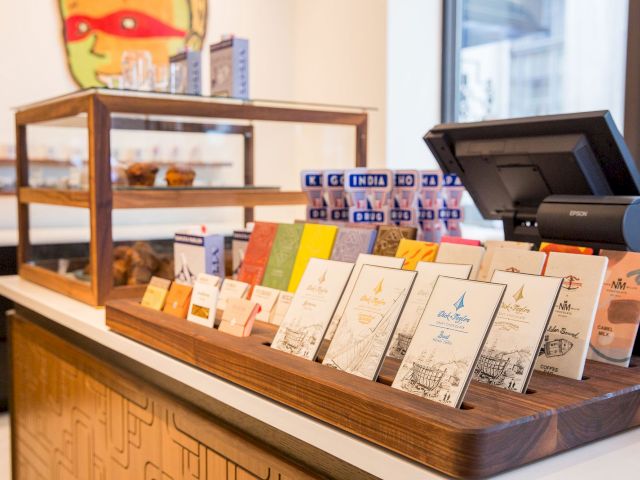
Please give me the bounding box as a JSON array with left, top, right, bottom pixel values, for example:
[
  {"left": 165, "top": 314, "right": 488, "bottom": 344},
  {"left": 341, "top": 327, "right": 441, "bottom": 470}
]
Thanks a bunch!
[
  {"left": 106, "top": 298, "right": 640, "bottom": 479},
  {"left": 15, "top": 90, "right": 368, "bottom": 306}
]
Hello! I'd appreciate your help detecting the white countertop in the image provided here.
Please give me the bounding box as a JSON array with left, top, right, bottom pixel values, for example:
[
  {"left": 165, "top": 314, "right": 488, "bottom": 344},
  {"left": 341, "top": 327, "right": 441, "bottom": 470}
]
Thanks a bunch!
[{"left": 1, "top": 275, "right": 639, "bottom": 480}]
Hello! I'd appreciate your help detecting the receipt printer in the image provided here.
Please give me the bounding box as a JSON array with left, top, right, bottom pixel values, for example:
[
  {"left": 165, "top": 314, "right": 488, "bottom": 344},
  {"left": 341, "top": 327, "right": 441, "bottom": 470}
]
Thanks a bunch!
[{"left": 537, "top": 195, "right": 640, "bottom": 251}]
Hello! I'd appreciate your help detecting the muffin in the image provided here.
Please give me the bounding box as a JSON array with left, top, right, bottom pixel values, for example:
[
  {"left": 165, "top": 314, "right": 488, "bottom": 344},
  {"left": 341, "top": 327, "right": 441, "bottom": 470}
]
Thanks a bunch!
[
  {"left": 125, "top": 162, "right": 159, "bottom": 186},
  {"left": 165, "top": 164, "right": 196, "bottom": 186}
]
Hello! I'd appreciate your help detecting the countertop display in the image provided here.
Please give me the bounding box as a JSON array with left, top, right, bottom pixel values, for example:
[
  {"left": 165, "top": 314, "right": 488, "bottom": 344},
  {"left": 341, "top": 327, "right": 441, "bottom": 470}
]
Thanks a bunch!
[{"left": 2, "top": 275, "right": 639, "bottom": 479}]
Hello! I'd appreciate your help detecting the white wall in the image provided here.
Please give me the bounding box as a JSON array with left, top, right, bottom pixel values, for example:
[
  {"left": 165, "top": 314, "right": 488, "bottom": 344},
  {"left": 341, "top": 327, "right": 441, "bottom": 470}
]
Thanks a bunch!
[
  {"left": 386, "top": 0, "right": 443, "bottom": 169},
  {"left": 0, "top": 0, "right": 389, "bottom": 240}
]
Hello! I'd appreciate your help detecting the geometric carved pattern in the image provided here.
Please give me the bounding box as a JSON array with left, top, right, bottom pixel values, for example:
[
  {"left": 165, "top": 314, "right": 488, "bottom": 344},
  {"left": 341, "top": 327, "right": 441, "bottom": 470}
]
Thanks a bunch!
[{"left": 10, "top": 316, "right": 319, "bottom": 480}]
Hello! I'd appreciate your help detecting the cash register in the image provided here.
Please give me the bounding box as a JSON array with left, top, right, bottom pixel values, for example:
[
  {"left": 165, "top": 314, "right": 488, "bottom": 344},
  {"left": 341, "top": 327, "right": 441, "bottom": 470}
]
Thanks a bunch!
[
  {"left": 424, "top": 110, "right": 640, "bottom": 355},
  {"left": 424, "top": 110, "right": 640, "bottom": 251}
]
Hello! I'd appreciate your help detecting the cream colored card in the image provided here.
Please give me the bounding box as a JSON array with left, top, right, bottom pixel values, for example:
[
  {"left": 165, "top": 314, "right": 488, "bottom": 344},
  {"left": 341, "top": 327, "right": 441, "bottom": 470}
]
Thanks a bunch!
[
  {"left": 387, "top": 262, "right": 472, "bottom": 360},
  {"left": 535, "top": 252, "right": 608, "bottom": 380},
  {"left": 435, "top": 243, "right": 485, "bottom": 280},
  {"left": 477, "top": 240, "right": 533, "bottom": 281},
  {"left": 324, "top": 253, "right": 404, "bottom": 340},
  {"left": 187, "top": 273, "right": 220, "bottom": 328},
  {"left": 323, "top": 265, "right": 416, "bottom": 380},
  {"left": 474, "top": 271, "right": 562, "bottom": 393},
  {"left": 140, "top": 276, "right": 171, "bottom": 310},
  {"left": 485, "top": 248, "right": 546, "bottom": 279},
  {"left": 251, "top": 285, "right": 281, "bottom": 322},
  {"left": 270, "top": 292, "right": 294, "bottom": 325},
  {"left": 392, "top": 277, "right": 506, "bottom": 408},
  {"left": 218, "top": 298, "right": 260, "bottom": 337},
  {"left": 217, "top": 279, "right": 249, "bottom": 311},
  {"left": 271, "top": 258, "right": 354, "bottom": 360}
]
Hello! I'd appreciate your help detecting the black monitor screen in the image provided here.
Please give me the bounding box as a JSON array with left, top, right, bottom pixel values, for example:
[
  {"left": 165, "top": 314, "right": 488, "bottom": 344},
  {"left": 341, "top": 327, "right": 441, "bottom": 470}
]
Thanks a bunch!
[{"left": 424, "top": 111, "right": 640, "bottom": 220}]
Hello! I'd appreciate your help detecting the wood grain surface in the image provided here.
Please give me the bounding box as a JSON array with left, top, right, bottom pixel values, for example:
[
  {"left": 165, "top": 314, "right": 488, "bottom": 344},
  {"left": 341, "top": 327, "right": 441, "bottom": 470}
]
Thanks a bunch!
[
  {"left": 9, "top": 310, "right": 324, "bottom": 480},
  {"left": 106, "top": 298, "right": 640, "bottom": 478}
]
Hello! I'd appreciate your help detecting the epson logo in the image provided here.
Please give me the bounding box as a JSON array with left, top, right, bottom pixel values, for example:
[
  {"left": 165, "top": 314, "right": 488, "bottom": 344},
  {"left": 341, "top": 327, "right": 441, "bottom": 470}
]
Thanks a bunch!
[
  {"left": 348, "top": 174, "right": 389, "bottom": 188},
  {"left": 569, "top": 210, "right": 588, "bottom": 217}
]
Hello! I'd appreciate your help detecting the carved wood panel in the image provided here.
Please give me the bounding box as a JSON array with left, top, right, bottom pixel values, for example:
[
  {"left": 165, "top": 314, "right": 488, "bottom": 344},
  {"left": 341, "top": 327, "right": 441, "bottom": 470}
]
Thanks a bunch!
[{"left": 10, "top": 316, "right": 319, "bottom": 480}]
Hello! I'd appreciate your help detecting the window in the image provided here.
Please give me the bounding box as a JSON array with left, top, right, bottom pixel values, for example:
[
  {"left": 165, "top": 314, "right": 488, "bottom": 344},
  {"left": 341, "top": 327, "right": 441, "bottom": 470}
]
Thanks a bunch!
[
  {"left": 445, "top": 0, "right": 629, "bottom": 127},
  {"left": 442, "top": 0, "right": 630, "bottom": 236}
]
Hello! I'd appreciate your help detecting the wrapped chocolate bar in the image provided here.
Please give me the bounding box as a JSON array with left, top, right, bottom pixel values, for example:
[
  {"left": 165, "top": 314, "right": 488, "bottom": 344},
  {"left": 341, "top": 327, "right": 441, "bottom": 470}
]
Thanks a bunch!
[
  {"left": 390, "top": 170, "right": 419, "bottom": 227},
  {"left": 417, "top": 170, "right": 443, "bottom": 242},
  {"left": 324, "top": 170, "right": 349, "bottom": 223},
  {"left": 345, "top": 169, "right": 393, "bottom": 225},
  {"left": 301, "top": 170, "right": 327, "bottom": 221}
]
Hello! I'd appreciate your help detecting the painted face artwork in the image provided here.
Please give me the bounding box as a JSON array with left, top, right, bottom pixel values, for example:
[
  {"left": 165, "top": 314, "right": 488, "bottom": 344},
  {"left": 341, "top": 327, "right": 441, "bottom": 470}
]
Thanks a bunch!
[{"left": 59, "top": 0, "right": 207, "bottom": 87}]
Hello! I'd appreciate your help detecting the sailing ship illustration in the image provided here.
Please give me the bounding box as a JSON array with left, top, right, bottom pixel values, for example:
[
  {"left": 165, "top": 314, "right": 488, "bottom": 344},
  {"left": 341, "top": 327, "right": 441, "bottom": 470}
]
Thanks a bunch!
[
  {"left": 326, "top": 289, "right": 406, "bottom": 375},
  {"left": 407, "top": 362, "right": 447, "bottom": 393},
  {"left": 539, "top": 335, "right": 574, "bottom": 357},
  {"left": 392, "top": 332, "right": 413, "bottom": 357},
  {"left": 279, "top": 327, "right": 306, "bottom": 354},
  {"left": 475, "top": 354, "right": 510, "bottom": 383}
]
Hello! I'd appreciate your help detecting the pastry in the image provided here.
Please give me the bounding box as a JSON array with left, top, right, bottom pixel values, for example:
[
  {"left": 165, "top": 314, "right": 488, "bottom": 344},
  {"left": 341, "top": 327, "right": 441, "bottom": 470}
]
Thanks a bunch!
[
  {"left": 165, "top": 164, "right": 196, "bottom": 186},
  {"left": 125, "top": 162, "right": 158, "bottom": 186}
]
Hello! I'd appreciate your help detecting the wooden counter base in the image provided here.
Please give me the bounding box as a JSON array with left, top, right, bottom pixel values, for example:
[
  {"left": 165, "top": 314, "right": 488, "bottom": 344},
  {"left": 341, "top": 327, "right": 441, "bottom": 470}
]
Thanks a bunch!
[
  {"left": 106, "top": 298, "right": 640, "bottom": 479},
  {"left": 8, "top": 308, "right": 374, "bottom": 480}
]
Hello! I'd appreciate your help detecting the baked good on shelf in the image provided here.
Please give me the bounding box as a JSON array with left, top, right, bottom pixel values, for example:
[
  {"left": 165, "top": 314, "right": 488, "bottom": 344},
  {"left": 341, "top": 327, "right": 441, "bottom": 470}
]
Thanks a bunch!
[
  {"left": 125, "top": 162, "right": 159, "bottom": 186},
  {"left": 165, "top": 164, "right": 196, "bottom": 186}
]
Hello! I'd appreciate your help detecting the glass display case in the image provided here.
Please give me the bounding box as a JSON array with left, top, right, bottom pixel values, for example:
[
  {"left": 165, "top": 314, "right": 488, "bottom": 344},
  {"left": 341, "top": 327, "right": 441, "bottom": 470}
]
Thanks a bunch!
[{"left": 15, "top": 89, "right": 369, "bottom": 305}]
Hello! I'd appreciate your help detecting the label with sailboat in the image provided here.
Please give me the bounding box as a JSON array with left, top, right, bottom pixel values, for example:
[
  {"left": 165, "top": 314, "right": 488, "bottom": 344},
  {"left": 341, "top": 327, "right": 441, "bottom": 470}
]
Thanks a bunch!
[
  {"left": 392, "top": 276, "right": 506, "bottom": 408},
  {"left": 323, "top": 265, "right": 416, "bottom": 380},
  {"left": 473, "top": 270, "right": 563, "bottom": 393},
  {"left": 271, "top": 258, "right": 354, "bottom": 361}
]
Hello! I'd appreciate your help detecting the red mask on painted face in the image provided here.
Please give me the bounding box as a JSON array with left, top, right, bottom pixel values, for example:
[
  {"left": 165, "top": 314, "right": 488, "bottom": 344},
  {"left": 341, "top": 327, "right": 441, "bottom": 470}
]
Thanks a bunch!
[{"left": 65, "top": 9, "right": 186, "bottom": 42}]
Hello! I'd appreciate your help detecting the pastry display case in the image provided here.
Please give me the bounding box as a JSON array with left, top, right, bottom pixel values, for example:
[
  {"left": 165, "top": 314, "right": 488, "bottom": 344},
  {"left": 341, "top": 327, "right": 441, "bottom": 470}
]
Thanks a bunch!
[{"left": 15, "top": 89, "right": 369, "bottom": 305}]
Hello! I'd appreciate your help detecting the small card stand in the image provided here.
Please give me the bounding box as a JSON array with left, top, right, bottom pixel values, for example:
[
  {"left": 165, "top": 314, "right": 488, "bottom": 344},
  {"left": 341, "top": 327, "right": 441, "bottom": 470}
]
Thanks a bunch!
[{"left": 107, "top": 298, "right": 640, "bottom": 479}]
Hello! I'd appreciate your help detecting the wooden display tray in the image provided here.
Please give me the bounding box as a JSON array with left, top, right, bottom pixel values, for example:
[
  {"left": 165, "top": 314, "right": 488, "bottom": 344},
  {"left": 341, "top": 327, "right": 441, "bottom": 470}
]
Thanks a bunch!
[{"left": 106, "top": 298, "right": 640, "bottom": 478}]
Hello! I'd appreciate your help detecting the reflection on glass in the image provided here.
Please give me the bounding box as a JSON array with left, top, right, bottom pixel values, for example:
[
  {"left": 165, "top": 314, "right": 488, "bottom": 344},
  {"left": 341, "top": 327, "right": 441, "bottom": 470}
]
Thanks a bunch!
[{"left": 458, "top": 0, "right": 628, "bottom": 125}]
